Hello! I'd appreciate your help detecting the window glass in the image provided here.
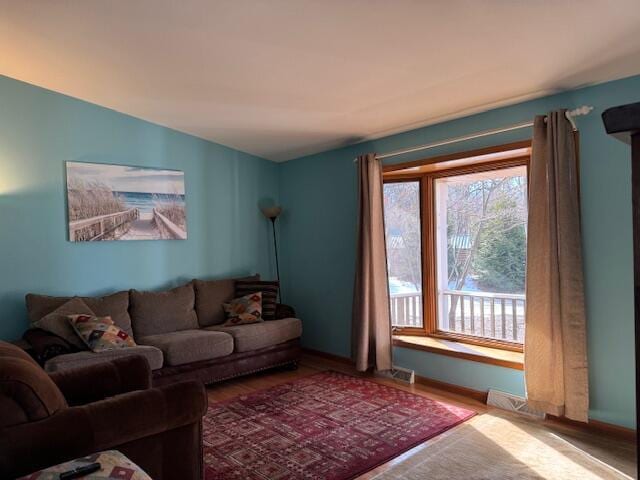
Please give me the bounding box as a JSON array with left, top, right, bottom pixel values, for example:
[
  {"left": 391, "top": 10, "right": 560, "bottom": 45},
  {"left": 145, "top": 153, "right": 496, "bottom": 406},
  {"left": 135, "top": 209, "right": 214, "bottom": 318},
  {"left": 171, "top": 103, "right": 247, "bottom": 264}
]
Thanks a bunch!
[
  {"left": 434, "top": 166, "right": 527, "bottom": 343},
  {"left": 384, "top": 181, "right": 423, "bottom": 328}
]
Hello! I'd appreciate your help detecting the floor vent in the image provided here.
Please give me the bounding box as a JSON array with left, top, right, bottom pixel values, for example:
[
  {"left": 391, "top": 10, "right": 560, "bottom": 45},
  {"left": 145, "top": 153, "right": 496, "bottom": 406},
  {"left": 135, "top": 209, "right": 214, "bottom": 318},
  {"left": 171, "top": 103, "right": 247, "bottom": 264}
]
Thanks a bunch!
[
  {"left": 390, "top": 366, "right": 415, "bottom": 384},
  {"left": 487, "top": 389, "right": 546, "bottom": 419}
]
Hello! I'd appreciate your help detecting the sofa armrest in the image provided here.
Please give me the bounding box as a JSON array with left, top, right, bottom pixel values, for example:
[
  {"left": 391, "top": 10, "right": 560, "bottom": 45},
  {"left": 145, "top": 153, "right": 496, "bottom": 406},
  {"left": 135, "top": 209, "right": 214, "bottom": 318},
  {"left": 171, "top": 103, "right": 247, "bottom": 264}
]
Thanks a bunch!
[
  {"left": 275, "top": 303, "right": 296, "bottom": 320},
  {"left": 49, "top": 355, "right": 152, "bottom": 406},
  {"left": 0, "top": 380, "right": 207, "bottom": 479}
]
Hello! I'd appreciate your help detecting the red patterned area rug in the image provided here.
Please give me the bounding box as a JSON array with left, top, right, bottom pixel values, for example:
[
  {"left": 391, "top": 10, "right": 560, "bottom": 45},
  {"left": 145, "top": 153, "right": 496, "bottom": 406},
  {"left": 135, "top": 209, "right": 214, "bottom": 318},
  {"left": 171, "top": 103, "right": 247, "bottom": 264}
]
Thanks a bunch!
[{"left": 203, "top": 371, "right": 476, "bottom": 480}]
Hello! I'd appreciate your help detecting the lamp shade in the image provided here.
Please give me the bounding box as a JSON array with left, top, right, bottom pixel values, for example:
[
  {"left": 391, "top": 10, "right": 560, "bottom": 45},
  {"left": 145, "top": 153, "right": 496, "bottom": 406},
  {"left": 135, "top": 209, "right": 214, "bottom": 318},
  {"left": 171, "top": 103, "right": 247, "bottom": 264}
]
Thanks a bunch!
[{"left": 261, "top": 206, "right": 282, "bottom": 219}]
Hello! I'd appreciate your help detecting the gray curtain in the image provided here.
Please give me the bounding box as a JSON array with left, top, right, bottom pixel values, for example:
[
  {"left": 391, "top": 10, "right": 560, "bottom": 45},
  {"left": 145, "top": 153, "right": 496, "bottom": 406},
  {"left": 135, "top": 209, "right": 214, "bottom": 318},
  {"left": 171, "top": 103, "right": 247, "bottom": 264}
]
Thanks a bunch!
[
  {"left": 352, "top": 153, "right": 393, "bottom": 372},
  {"left": 525, "top": 110, "right": 589, "bottom": 422}
]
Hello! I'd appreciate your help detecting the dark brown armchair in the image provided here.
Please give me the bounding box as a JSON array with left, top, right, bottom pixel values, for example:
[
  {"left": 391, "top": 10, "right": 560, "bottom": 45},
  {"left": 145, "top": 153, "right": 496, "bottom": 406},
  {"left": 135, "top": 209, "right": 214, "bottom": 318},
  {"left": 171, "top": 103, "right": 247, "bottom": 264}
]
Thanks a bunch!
[{"left": 0, "top": 341, "right": 207, "bottom": 479}]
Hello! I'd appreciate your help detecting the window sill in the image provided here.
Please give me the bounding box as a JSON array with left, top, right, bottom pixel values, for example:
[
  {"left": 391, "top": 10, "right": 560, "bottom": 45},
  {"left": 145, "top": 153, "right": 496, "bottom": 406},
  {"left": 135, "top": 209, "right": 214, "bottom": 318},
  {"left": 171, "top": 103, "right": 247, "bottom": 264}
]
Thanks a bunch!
[{"left": 393, "top": 335, "right": 524, "bottom": 370}]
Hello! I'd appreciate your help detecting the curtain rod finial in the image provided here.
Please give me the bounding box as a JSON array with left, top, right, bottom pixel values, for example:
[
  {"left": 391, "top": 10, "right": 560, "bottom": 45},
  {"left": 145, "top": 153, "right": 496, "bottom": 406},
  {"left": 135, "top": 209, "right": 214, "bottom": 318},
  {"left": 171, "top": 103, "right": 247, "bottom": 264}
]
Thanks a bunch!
[{"left": 568, "top": 105, "right": 594, "bottom": 117}]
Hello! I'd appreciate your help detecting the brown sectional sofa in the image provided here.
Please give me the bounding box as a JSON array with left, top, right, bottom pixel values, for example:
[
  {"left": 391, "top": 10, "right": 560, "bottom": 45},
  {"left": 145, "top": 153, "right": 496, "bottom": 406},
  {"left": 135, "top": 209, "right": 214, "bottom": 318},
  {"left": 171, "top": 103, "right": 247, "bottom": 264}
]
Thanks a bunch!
[
  {"left": 0, "top": 342, "right": 206, "bottom": 479},
  {"left": 23, "top": 276, "right": 302, "bottom": 386}
]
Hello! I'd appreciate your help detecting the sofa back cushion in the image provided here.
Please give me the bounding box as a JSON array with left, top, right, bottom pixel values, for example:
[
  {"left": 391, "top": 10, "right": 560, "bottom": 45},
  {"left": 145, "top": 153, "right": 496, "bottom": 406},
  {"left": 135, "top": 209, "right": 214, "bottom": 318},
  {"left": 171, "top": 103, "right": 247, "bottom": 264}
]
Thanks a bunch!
[
  {"left": 0, "top": 341, "right": 67, "bottom": 428},
  {"left": 130, "top": 283, "right": 198, "bottom": 337},
  {"left": 26, "top": 291, "right": 133, "bottom": 337},
  {"left": 193, "top": 275, "right": 259, "bottom": 327}
]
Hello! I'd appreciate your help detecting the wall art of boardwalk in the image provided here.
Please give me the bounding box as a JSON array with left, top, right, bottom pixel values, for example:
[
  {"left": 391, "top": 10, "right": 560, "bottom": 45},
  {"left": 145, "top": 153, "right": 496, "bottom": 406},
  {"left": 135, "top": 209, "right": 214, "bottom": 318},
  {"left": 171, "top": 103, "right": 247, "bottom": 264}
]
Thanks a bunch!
[{"left": 66, "top": 162, "right": 187, "bottom": 242}]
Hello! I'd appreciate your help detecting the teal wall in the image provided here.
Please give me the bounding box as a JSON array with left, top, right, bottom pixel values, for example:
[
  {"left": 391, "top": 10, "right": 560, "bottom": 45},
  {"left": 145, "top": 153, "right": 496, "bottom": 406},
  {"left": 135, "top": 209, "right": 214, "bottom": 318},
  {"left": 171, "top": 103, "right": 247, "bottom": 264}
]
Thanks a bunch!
[
  {"left": 1, "top": 72, "right": 637, "bottom": 429},
  {"left": 279, "top": 75, "right": 640, "bottom": 428},
  {"left": 0, "top": 75, "right": 279, "bottom": 341}
]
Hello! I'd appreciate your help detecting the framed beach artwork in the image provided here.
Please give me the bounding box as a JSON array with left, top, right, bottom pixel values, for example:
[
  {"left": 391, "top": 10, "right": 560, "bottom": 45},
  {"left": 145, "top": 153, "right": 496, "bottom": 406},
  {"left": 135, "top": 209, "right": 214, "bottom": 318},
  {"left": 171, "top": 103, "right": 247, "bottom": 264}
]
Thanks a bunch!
[{"left": 66, "top": 162, "right": 187, "bottom": 242}]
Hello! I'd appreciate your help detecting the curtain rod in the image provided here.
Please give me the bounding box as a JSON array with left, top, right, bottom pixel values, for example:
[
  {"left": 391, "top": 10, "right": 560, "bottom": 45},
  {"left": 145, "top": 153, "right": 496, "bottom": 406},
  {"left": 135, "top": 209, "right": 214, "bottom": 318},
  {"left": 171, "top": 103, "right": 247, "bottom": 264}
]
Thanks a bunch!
[{"left": 354, "top": 105, "right": 593, "bottom": 162}]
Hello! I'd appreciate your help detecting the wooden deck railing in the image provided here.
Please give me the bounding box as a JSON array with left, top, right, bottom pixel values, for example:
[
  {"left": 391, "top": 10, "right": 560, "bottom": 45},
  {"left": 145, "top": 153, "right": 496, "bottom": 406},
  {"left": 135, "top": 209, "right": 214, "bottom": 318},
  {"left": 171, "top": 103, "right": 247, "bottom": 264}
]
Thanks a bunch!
[
  {"left": 390, "top": 292, "right": 423, "bottom": 327},
  {"left": 153, "top": 208, "right": 187, "bottom": 240},
  {"left": 442, "top": 290, "right": 526, "bottom": 343},
  {"left": 69, "top": 208, "right": 139, "bottom": 241},
  {"left": 390, "top": 289, "right": 526, "bottom": 343}
]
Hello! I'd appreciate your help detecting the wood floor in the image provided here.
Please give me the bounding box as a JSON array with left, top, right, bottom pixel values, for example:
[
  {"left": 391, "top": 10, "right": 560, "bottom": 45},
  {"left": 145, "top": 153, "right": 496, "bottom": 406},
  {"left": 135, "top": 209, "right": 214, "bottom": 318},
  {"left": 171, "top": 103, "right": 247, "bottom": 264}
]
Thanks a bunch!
[{"left": 205, "top": 352, "right": 637, "bottom": 479}]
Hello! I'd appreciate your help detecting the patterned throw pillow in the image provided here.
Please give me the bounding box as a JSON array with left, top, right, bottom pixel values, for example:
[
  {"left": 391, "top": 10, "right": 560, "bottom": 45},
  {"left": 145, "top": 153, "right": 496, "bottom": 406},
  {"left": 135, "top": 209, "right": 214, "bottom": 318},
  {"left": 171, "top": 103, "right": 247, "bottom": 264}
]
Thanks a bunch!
[
  {"left": 68, "top": 314, "right": 136, "bottom": 352},
  {"left": 222, "top": 292, "right": 263, "bottom": 326},
  {"left": 235, "top": 280, "right": 279, "bottom": 320}
]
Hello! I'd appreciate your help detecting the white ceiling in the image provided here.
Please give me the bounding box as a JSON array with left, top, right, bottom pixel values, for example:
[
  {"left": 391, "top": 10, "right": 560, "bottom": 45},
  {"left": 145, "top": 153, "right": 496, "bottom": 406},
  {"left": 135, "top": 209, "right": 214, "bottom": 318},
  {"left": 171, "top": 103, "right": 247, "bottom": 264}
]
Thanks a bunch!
[{"left": 2, "top": 1, "right": 640, "bottom": 162}]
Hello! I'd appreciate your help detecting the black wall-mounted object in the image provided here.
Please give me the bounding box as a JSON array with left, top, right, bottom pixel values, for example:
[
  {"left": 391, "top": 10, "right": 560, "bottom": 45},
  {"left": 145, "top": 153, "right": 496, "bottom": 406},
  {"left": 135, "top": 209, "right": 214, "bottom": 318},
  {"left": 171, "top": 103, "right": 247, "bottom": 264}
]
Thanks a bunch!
[{"left": 602, "top": 101, "right": 640, "bottom": 475}]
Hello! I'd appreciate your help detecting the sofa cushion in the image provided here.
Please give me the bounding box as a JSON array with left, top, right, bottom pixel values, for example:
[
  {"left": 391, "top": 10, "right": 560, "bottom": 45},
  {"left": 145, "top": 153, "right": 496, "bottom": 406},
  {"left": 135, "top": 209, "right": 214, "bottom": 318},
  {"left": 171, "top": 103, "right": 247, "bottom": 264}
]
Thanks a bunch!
[
  {"left": 26, "top": 291, "right": 133, "bottom": 337},
  {"left": 193, "top": 275, "right": 259, "bottom": 327},
  {"left": 139, "top": 330, "right": 234, "bottom": 366},
  {"left": 44, "top": 345, "right": 164, "bottom": 373},
  {"left": 130, "top": 284, "right": 198, "bottom": 337},
  {"left": 0, "top": 341, "right": 67, "bottom": 427},
  {"left": 205, "top": 318, "right": 302, "bottom": 353},
  {"left": 34, "top": 298, "right": 95, "bottom": 349}
]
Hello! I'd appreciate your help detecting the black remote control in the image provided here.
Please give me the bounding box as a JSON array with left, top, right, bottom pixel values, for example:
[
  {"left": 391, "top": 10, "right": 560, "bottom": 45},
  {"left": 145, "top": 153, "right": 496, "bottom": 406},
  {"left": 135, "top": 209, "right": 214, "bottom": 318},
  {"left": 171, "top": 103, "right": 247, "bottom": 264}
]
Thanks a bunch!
[{"left": 59, "top": 462, "right": 101, "bottom": 479}]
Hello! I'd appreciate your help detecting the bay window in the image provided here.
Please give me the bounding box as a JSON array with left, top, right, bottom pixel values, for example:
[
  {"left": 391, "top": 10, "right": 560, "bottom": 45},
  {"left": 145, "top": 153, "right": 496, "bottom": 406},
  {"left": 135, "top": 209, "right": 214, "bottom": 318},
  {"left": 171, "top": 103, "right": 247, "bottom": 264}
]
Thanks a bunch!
[{"left": 383, "top": 142, "right": 530, "bottom": 351}]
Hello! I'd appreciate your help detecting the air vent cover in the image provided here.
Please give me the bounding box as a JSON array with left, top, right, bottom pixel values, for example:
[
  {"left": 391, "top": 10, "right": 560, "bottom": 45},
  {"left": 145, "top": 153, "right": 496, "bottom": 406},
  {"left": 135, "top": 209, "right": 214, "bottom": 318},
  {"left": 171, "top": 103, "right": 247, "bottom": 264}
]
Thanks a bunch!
[
  {"left": 391, "top": 366, "right": 416, "bottom": 384},
  {"left": 375, "top": 366, "right": 415, "bottom": 384},
  {"left": 487, "top": 389, "right": 545, "bottom": 419}
]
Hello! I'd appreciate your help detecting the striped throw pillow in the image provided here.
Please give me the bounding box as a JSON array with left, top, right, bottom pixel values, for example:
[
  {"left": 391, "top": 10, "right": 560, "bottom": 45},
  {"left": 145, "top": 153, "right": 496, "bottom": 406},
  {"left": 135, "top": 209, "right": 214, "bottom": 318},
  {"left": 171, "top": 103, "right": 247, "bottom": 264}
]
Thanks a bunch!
[{"left": 235, "top": 280, "right": 279, "bottom": 320}]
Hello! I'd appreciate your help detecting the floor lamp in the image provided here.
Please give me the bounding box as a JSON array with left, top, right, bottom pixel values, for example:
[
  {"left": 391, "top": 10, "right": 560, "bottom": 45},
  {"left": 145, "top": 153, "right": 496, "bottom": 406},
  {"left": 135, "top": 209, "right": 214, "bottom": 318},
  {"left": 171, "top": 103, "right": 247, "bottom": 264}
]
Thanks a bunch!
[
  {"left": 602, "top": 102, "right": 640, "bottom": 476},
  {"left": 261, "top": 206, "right": 282, "bottom": 301}
]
